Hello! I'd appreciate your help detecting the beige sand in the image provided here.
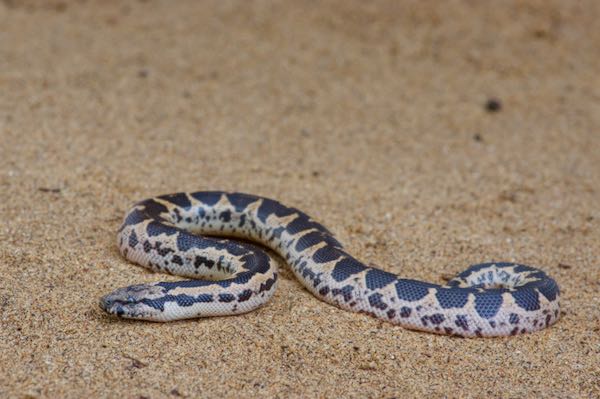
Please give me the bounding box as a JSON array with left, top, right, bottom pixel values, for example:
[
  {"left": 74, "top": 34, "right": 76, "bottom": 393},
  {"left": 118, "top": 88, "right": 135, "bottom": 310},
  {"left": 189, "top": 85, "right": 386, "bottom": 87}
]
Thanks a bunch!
[{"left": 1, "top": 1, "right": 599, "bottom": 397}]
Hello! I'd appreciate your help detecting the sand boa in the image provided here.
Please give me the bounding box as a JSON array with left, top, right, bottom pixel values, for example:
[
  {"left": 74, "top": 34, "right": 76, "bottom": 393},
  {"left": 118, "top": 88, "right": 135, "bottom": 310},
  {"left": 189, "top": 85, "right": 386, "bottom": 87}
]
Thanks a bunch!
[{"left": 100, "top": 191, "right": 560, "bottom": 337}]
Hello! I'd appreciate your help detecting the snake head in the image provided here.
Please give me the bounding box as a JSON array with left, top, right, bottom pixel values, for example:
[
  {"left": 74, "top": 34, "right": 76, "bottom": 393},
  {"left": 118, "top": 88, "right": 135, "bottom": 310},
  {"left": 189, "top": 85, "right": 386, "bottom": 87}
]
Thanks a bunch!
[{"left": 100, "top": 284, "right": 166, "bottom": 320}]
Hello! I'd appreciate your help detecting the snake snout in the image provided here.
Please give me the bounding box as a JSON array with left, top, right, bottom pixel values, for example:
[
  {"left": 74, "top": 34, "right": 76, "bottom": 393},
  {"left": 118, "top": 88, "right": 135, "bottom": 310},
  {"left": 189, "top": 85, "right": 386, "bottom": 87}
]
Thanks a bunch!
[
  {"left": 100, "top": 284, "right": 165, "bottom": 319},
  {"left": 99, "top": 288, "right": 130, "bottom": 316}
]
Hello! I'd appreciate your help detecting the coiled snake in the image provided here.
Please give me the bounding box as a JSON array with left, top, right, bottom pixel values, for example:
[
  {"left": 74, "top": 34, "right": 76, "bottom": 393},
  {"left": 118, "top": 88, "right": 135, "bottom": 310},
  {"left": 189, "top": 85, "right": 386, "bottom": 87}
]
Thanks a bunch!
[{"left": 100, "top": 191, "right": 560, "bottom": 337}]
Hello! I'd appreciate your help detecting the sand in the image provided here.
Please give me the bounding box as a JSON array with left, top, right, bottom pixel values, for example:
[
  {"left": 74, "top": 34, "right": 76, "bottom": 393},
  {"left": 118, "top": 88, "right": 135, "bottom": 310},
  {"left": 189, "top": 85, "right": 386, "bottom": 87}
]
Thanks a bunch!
[{"left": 1, "top": 1, "right": 599, "bottom": 398}]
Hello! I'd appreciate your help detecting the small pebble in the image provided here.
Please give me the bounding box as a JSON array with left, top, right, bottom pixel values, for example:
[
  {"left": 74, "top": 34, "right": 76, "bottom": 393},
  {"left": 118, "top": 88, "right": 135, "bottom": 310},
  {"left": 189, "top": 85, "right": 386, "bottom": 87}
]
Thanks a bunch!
[{"left": 485, "top": 98, "right": 502, "bottom": 112}]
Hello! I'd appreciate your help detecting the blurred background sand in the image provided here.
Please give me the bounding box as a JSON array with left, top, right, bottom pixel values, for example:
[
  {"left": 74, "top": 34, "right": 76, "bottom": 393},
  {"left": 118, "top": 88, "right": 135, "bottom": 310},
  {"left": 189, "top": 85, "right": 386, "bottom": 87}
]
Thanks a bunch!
[{"left": 1, "top": 1, "right": 599, "bottom": 397}]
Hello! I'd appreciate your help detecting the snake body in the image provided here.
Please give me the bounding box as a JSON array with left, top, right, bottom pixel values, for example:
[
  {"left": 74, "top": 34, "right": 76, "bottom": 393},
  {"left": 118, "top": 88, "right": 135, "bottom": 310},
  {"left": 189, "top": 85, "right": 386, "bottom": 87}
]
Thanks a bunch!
[{"left": 100, "top": 191, "right": 560, "bottom": 337}]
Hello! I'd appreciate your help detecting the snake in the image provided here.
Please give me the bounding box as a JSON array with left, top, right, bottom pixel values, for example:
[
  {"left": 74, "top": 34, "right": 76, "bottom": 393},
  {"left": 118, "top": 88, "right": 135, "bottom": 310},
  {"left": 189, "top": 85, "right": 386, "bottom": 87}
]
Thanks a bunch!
[{"left": 99, "top": 191, "right": 560, "bottom": 337}]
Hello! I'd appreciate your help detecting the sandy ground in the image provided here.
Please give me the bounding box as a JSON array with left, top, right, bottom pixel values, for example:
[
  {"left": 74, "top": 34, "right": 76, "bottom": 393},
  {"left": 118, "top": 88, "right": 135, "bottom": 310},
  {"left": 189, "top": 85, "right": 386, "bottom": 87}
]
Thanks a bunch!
[{"left": 1, "top": 1, "right": 599, "bottom": 398}]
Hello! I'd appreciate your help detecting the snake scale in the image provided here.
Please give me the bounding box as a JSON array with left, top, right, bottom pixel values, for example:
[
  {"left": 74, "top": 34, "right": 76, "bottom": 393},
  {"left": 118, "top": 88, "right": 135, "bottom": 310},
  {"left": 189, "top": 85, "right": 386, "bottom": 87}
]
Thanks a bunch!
[{"left": 100, "top": 191, "right": 560, "bottom": 337}]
